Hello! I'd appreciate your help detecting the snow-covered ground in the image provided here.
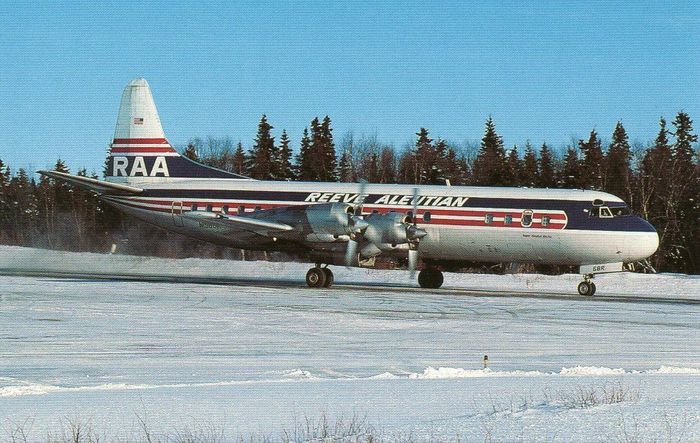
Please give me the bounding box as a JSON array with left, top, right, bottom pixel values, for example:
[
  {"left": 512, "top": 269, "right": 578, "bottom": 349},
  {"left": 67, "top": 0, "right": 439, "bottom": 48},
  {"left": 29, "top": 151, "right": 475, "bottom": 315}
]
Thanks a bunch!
[{"left": 0, "top": 246, "right": 698, "bottom": 441}]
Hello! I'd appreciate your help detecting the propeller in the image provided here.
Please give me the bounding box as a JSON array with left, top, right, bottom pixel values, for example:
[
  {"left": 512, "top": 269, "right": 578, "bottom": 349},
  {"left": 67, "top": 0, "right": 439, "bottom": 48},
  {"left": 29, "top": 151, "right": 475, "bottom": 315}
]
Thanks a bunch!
[
  {"left": 344, "top": 181, "right": 369, "bottom": 268},
  {"left": 406, "top": 187, "right": 427, "bottom": 278}
]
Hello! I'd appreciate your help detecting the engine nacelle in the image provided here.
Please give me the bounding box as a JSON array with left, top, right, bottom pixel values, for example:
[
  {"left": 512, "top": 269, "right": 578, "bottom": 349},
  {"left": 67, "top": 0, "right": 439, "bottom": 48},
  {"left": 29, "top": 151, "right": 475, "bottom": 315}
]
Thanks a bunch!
[
  {"left": 304, "top": 202, "right": 354, "bottom": 238},
  {"left": 363, "top": 212, "right": 410, "bottom": 251}
]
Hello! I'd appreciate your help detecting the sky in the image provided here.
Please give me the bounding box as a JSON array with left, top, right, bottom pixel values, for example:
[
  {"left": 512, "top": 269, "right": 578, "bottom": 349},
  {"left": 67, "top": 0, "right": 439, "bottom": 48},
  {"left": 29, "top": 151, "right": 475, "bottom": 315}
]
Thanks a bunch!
[{"left": 0, "top": 1, "right": 698, "bottom": 173}]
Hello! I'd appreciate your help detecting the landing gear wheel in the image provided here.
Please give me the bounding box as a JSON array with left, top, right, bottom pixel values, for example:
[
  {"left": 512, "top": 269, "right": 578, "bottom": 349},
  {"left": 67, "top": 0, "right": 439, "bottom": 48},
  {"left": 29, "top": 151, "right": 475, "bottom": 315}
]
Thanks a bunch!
[
  {"left": 322, "top": 268, "right": 334, "bottom": 288},
  {"left": 306, "top": 267, "right": 327, "bottom": 288},
  {"left": 577, "top": 281, "right": 596, "bottom": 296},
  {"left": 418, "top": 268, "right": 444, "bottom": 289}
]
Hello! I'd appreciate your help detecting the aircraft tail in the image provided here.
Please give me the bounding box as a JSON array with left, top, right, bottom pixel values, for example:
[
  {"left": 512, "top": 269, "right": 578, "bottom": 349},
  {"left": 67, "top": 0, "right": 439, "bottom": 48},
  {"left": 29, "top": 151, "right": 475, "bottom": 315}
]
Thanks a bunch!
[{"left": 106, "top": 78, "right": 249, "bottom": 183}]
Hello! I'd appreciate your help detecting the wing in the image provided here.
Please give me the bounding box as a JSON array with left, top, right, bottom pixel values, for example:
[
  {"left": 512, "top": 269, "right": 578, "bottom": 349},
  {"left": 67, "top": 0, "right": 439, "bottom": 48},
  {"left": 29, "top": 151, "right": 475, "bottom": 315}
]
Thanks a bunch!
[
  {"left": 38, "top": 170, "right": 142, "bottom": 195},
  {"left": 184, "top": 211, "right": 294, "bottom": 237}
]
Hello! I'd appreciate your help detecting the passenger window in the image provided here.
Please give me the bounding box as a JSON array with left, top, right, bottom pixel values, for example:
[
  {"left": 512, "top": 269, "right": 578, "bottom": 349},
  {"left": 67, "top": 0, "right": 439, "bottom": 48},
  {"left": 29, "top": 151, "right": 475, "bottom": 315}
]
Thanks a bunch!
[
  {"left": 206, "top": 204, "right": 213, "bottom": 212},
  {"left": 406, "top": 210, "right": 414, "bottom": 223},
  {"left": 237, "top": 205, "right": 245, "bottom": 215},
  {"left": 191, "top": 203, "right": 198, "bottom": 211},
  {"left": 504, "top": 214, "right": 513, "bottom": 225},
  {"left": 221, "top": 205, "right": 229, "bottom": 214},
  {"left": 423, "top": 211, "right": 432, "bottom": 222},
  {"left": 521, "top": 210, "right": 533, "bottom": 227},
  {"left": 542, "top": 215, "right": 551, "bottom": 227},
  {"left": 485, "top": 214, "right": 494, "bottom": 224},
  {"left": 254, "top": 205, "right": 262, "bottom": 212}
]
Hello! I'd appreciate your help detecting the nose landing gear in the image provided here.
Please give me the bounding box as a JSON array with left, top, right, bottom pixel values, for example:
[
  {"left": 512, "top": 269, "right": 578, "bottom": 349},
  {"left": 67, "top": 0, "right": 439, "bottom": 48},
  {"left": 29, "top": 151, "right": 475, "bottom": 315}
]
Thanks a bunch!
[{"left": 306, "top": 265, "right": 334, "bottom": 288}]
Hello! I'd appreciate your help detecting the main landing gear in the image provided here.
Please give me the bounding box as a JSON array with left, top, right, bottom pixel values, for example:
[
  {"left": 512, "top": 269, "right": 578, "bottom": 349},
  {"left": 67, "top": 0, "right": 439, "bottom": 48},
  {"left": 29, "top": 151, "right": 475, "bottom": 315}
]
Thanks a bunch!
[
  {"left": 305, "top": 265, "right": 334, "bottom": 288},
  {"left": 577, "top": 275, "right": 597, "bottom": 296},
  {"left": 418, "top": 268, "right": 443, "bottom": 289}
]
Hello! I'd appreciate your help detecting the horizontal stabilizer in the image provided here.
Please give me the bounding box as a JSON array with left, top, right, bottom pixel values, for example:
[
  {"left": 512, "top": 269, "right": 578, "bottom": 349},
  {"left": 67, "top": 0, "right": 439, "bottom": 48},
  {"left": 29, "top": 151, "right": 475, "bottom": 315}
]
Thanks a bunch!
[
  {"left": 38, "top": 170, "right": 143, "bottom": 195},
  {"left": 184, "top": 212, "right": 293, "bottom": 236}
]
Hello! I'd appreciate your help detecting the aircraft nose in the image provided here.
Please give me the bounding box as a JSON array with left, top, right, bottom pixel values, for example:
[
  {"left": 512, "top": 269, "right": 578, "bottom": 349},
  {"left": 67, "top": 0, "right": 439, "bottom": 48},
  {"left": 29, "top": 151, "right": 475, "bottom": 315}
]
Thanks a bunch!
[{"left": 628, "top": 217, "right": 659, "bottom": 261}]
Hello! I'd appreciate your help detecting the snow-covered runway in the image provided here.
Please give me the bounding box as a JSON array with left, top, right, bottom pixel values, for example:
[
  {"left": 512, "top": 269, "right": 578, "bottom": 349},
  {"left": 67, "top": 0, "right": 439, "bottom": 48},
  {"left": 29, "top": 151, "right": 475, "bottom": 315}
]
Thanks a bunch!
[{"left": 0, "top": 247, "right": 698, "bottom": 441}]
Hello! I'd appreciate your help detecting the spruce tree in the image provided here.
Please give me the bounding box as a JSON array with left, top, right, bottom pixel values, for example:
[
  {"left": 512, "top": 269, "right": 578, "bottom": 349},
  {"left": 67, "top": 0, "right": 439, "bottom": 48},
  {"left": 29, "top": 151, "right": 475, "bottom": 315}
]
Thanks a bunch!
[
  {"left": 537, "top": 143, "right": 556, "bottom": 188},
  {"left": 431, "top": 138, "right": 449, "bottom": 185},
  {"left": 413, "top": 128, "right": 434, "bottom": 184},
  {"left": 232, "top": 142, "right": 247, "bottom": 176},
  {"left": 337, "top": 150, "right": 354, "bottom": 182},
  {"left": 276, "top": 130, "right": 295, "bottom": 180},
  {"left": 0, "top": 159, "right": 11, "bottom": 243},
  {"left": 522, "top": 142, "right": 538, "bottom": 187},
  {"left": 559, "top": 147, "right": 582, "bottom": 189},
  {"left": 505, "top": 146, "right": 522, "bottom": 186},
  {"left": 605, "top": 122, "right": 632, "bottom": 201},
  {"left": 320, "top": 116, "right": 337, "bottom": 181},
  {"left": 248, "top": 115, "right": 276, "bottom": 180},
  {"left": 579, "top": 130, "right": 605, "bottom": 190},
  {"left": 668, "top": 111, "right": 699, "bottom": 272},
  {"left": 295, "top": 127, "right": 314, "bottom": 181},
  {"left": 639, "top": 118, "right": 673, "bottom": 269},
  {"left": 443, "top": 147, "right": 470, "bottom": 185},
  {"left": 473, "top": 117, "right": 508, "bottom": 185}
]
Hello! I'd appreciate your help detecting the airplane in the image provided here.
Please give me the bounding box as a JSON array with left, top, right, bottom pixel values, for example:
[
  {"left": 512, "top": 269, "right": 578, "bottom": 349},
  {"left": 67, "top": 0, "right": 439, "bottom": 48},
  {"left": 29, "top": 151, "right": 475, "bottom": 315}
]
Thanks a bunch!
[{"left": 39, "top": 78, "right": 659, "bottom": 295}]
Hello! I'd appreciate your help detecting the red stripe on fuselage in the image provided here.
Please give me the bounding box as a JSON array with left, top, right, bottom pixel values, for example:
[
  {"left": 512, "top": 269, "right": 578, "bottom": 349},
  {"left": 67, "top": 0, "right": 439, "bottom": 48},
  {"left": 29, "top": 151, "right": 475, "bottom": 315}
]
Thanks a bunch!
[
  {"left": 121, "top": 198, "right": 567, "bottom": 219},
  {"left": 112, "top": 138, "right": 169, "bottom": 144},
  {"left": 110, "top": 147, "right": 177, "bottom": 153},
  {"left": 110, "top": 198, "right": 567, "bottom": 229}
]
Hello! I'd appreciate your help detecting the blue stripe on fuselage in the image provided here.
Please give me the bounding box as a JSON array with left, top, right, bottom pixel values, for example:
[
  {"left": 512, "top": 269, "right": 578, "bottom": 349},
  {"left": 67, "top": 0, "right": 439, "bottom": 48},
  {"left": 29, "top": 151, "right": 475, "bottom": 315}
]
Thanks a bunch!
[{"left": 137, "top": 189, "right": 655, "bottom": 232}]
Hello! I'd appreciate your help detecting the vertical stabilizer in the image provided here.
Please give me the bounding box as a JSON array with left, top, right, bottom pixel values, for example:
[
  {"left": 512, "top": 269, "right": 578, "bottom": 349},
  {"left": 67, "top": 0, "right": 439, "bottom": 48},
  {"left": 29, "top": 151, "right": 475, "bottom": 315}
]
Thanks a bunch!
[{"left": 106, "top": 78, "right": 249, "bottom": 182}]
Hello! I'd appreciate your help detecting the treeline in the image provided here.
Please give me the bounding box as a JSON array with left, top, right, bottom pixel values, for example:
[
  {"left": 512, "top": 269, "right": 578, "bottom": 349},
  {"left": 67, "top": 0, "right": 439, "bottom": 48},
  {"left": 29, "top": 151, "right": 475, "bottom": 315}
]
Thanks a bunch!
[{"left": 1, "top": 113, "right": 698, "bottom": 273}]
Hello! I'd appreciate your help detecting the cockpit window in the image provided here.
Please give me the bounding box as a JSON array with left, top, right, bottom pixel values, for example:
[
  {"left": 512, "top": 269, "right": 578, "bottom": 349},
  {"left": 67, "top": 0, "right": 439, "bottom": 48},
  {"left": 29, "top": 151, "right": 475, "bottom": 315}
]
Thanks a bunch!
[
  {"left": 589, "top": 205, "right": 630, "bottom": 218},
  {"left": 611, "top": 206, "right": 631, "bottom": 217}
]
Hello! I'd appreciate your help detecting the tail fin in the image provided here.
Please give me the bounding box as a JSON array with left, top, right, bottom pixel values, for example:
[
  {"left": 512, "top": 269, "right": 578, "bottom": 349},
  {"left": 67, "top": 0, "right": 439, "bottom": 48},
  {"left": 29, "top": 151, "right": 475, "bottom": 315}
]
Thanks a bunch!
[{"left": 106, "top": 78, "right": 250, "bottom": 183}]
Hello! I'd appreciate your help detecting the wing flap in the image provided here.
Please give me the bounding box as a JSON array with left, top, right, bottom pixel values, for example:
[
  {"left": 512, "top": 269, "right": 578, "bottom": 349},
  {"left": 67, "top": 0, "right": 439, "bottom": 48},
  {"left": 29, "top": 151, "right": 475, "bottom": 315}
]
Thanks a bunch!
[
  {"left": 38, "top": 170, "right": 143, "bottom": 195},
  {"left": 184, "top": 212, "right": 294, "bottom": 237}
]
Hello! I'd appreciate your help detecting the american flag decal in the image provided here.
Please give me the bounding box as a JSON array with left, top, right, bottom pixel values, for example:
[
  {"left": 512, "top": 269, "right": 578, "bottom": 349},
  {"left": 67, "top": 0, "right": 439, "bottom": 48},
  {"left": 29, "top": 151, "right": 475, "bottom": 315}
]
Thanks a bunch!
[{"left": 133, "top": 117, "right": 144, "bottom": 125}]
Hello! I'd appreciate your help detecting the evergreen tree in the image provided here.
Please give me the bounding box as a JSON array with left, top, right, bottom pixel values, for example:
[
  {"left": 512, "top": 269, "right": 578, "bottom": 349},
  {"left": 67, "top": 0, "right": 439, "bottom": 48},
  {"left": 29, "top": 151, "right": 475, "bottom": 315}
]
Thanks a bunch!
[
  {"left": 579, "top": 130, "right": 605, "bottom": 190},
  {"left": 505, "top": 146, "right": 522, "bottom": 186},
  {"left": 605, "top": 122, "right": 632, "bottom": 201},
  {"left": 318, "top": 116, "right": 337, "bottom": 181},
  {"left": 0, "top": 159, "right": 10, "bottom": 242},
  {"left": 276, "top": 130, "right": 295, "bottom": 180},
  {"left": 521, "top": 142, "right": 538, "bottom": 187},
  {"left": 232, "top": 142, "right": 247, "bottom": 176},
  {"left": 413, "top": 128, "right": 434, "bottom": 184},
  {"left": 537, "top": 142, "right": 556, "bottom": 188},
  {"left": 337, "top": 149, "right": 354, "bottom": 182},
  {"left": 473, "top": 117, "right": 508, "bottom": 185},
  {"left": 248, "top": 115, "right": 276, "bottom": 180},
  {"left": 667, "top": 112, "right": 699, "bottom": 272},
  {"left": 443, "top": 147, "right": 470, "bottom": 185},
  {"left": 559, "top": 147, "right": 582, "bottom": 189},
  {"left": 8, "top": 168, "right": 39, "bottom": 246},
  {"left": 431, "top": 138, "right": 449, "bottom": 184},
  {"left": 639, "top": 118, "right": 673, "bottom": 269},
  {"left": 295, "top": 127, "right": 314, "bottom": 181}
]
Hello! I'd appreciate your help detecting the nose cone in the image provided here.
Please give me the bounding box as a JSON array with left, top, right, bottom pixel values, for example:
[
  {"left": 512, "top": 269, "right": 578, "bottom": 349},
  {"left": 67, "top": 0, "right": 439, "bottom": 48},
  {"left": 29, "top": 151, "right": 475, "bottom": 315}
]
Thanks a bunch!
[{"left": 628, "top": 218, "right": 659, "bottom": 261}]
